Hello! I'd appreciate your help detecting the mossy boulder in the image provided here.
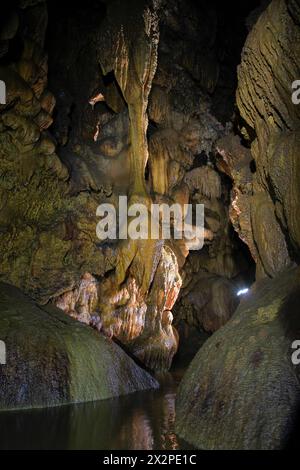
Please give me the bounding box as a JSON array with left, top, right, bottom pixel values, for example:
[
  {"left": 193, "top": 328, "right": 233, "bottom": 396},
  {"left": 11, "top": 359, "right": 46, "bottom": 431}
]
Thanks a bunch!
[
  {"left": 175, "top": 267, "right": 300, "bottom": 449},
  {"left": 0, "top": 282, "right": 158, "bottom": 411}
]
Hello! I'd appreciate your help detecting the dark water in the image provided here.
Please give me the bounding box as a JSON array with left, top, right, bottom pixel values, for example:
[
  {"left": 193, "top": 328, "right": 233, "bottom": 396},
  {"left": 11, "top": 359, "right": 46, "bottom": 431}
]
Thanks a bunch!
[{"left": 0, "top": 369, "right": 193, "bottom": 450}]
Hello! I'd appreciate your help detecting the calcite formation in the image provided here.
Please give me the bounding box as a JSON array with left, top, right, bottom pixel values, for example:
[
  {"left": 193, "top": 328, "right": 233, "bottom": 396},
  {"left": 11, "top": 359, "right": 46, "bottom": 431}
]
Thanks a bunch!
[
  {"left": 43, "top": 0, "right": 247, "bottom": 369},
  {"left": 176, "top": 0, "right": 300, "bottom": 450},
  {"left": 0, "top": 1, "right": 112, "bottom": 305},
  {"left": 0, "top": 0, "right": 292, "bottom": 378},
  {"left": 144, "top": 0, "right": 249, "bottom": 337},
  {"left": 1, "top": 2, "right": 180, "bottom": 369},
  {"left": 217, "top": 0, "right": 300, "bottom": 279},
  {"left": 1, "top": 0, "right": 300, "bottom": 448},
  {"left": 0, "top": 0, "right": 265, "bottom": 376}
]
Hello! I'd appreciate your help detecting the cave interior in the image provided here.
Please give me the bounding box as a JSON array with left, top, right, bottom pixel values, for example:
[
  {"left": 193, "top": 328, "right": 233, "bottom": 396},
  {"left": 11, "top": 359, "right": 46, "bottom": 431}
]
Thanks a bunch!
[{"left": 0, "top": 0, "right": 300, "bottom": 451}]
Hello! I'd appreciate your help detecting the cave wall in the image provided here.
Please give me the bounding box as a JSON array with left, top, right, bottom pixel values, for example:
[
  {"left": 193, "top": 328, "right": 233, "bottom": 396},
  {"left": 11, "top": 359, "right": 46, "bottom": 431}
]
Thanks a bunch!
[
  {"left": 175, "top": 0, "right": 300, "bottom": 450},
  {"left": 0, "top": 0, "right": 113, "bottom": 303},
  {"left": 176, "top": 266, "right": 300, "bottom": 449},
  {"left": 0, "top": 0, "right": 261, "bottom": 372},
  {"left": 217, "top": 0, "right": 300, "bottom": 279},
  {"left": 0, "top": 0, "right": 180, "bottom": 372}
]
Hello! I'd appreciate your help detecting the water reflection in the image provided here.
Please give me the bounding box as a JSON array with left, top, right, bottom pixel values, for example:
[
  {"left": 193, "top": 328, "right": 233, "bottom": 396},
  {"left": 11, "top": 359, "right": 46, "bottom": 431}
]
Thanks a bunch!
[{"left": 0, "top": 370, "right": 192, "bottom": 450}]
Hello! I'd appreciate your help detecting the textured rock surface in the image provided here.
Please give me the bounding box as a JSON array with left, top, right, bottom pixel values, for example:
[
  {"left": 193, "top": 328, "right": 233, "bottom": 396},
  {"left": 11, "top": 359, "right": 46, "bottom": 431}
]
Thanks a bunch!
[
  {"left": 1, "top": 0, "right": 300, "bottom": 445},
  {"left": 175, "top": 270, "right": 239, "bottom": 333},
  {"left": 0, "top": 0, "right": 179, "bottom": 371},
  {"left": 0, "top": 0, "right": 258, "bottom": 374},
  {"left": 0, "top": 1, "right": 112, "bottom": 304},
  {"left": 176, "top": 266, "right": 300, "bottom": 449},
  {"left": 176, "top": 0, "right": 300, "bottom": 448},
  {"left": 43, "top": 0, "right": 250, "bottom": 369},
  {"left": 217, "top": 0, "right": 300, "bottom": 279},
  {"left": 0, "top": 282, "right": 158, "bottom": 411},
  {"left": 146, "top": 0, "right": 254, "bottom": 338}
]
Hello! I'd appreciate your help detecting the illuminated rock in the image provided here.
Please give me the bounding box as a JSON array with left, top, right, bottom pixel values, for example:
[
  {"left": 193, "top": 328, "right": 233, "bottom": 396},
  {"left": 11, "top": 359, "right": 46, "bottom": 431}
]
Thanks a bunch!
[{"left": 0, "top": 282, "right": 158, "bottom": 411}]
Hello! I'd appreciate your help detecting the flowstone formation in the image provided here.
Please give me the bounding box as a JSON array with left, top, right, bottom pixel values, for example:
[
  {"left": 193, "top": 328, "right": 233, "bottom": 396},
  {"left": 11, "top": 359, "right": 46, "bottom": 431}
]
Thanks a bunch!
[
  {"left": 48, "top": 0, "right": 183, "bottom": 371},
  {"left": 0, "top": 1, "right": 111, "bottom": 303},
  {"left": 0, "top": 0, "right": 254, "bottom": 374},
  {"left": 150, "top": 0, "right": 254, "bottom": 335},
  {"left": 0, "top": 0, "right": 177, "bottom": 372},
  {"left": 176, "top": 0, "right": 300, "bottom": 449}
]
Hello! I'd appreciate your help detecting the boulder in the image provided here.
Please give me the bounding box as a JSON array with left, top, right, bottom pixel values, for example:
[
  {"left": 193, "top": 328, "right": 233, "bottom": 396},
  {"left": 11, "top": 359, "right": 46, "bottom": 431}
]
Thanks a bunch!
[
  {"left": 176, "top": 267, "right": 300, "bottom": 449},
  {"left": 0, "top": 282, "right": 158, "bottom": 411}
]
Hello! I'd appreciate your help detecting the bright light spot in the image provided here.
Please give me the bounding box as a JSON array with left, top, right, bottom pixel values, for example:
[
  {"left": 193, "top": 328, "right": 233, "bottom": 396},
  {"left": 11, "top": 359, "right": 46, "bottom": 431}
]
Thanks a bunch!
[{"left": 237, "top": 288, "right": 249, "bottom": 297}]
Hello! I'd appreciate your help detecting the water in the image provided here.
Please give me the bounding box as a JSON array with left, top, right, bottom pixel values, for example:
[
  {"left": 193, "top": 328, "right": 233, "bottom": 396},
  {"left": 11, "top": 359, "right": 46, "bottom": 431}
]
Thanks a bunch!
[{"left": 0, "top": 369, "right": 193, "bottom": 450}]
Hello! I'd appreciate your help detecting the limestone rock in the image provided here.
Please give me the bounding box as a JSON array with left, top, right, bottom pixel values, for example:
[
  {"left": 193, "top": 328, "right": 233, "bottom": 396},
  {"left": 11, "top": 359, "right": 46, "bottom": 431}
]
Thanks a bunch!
[
  {"left": 0, "top": 282, "right": 158, "bottom": 411},
  {"left": 176, "top": 272, "right": 238, "bottom": 333},
  {"left": 176, "top": 267, "right": 300, "bottom": 449},
  {"left": 0, "top": 0, "right": 260, "bottom": 374},
  {"left": 228, "top": 0, "right": 300, "bottom": 276}
]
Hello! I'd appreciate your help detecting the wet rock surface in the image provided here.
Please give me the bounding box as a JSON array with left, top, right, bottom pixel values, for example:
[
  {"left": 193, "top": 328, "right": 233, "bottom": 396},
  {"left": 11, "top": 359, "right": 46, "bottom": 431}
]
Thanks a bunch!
[
  {"left": 0, "top": 0, "right": 254, "bottom": 373},
  {"left": 217, "top": 0, "right": 300, "bottom": 279},
  {"left": 0, "top": 282, "right": 158, "bottom": 411},
  {"left": 1, "top": 1, "right": 300, "bottom": 440},
  {"left": 176, "top": 0, "right": 300, "bottom": 449},
  {"left": 176, "top": 267, "right": 300, "bottom": 449}
]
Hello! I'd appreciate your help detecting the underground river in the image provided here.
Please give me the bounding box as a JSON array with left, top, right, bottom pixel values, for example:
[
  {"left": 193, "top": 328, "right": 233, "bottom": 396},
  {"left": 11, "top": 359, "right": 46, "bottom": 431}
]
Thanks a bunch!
[{"left": 0, "top": 367, "right": 194, "bottom": 450}]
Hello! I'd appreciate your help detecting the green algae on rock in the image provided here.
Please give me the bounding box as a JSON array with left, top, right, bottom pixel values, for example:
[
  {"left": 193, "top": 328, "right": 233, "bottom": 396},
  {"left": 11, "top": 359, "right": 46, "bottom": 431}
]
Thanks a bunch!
[
  {"left": 175, "top": 266, "right": 300, "bottom": 449},
  {"left": 0, "top": 282, "right": 158, "bottom": 411}
]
